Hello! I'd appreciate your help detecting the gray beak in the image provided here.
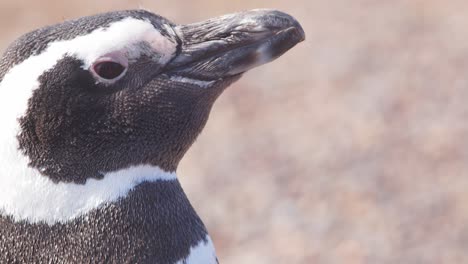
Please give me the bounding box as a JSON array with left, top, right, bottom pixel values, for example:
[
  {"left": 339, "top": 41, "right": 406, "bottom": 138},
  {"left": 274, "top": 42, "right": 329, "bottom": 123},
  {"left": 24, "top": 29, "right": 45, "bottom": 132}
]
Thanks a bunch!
[{"left": 167, "top": 9, "right": 305, "bottom": 80}]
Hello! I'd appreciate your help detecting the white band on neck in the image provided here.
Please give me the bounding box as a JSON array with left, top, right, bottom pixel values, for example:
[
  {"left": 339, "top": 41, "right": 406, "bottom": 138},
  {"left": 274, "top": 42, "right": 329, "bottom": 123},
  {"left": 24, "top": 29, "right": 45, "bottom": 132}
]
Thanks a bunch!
[{"left": 0, "top": 164, "right": 176, "bottom": 225}]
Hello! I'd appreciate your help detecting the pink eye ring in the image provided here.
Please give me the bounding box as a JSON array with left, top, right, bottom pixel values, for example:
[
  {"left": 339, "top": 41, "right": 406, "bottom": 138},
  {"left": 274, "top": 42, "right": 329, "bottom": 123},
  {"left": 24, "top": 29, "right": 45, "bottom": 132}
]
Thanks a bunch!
[{"left": 91, "top": 51, "right": 128, "bottom": 83}]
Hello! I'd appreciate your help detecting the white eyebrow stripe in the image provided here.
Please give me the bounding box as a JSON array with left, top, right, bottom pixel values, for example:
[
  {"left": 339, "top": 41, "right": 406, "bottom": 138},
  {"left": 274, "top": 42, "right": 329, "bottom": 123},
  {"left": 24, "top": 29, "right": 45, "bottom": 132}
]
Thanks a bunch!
[
  {"left": 68, "top": 17, "right": 177, "bottom": 68},
  {"left": 169, "top": 75, "right": 215, "bottom": 88}
]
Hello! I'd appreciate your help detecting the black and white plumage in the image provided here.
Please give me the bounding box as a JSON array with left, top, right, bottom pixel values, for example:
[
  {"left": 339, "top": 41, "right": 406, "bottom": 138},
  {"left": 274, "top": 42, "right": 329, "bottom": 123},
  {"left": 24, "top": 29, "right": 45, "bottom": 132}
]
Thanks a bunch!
[{"left": 0, "top": 9, "right": 304, "bottom": 263}]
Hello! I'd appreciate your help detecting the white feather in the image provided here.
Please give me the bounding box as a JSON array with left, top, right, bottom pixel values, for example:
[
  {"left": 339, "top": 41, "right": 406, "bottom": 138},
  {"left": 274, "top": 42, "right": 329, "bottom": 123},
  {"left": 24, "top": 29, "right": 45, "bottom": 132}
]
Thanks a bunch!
[
  {"left": 177, "top": 235, "right": 218, "bottom": 264},
  {"left": 169, "top": 75, "right": 216, "bottom": 88}
]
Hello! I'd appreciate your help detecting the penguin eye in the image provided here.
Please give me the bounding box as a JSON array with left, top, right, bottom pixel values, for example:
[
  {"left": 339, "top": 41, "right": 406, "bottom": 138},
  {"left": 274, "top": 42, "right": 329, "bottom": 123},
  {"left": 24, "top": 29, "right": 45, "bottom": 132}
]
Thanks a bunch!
[
  {"left": 90, "top": 52, "right": 128, "bottom": 83},
  {"left": 92, "top": 61, "right": 127, "bottom": 81}
]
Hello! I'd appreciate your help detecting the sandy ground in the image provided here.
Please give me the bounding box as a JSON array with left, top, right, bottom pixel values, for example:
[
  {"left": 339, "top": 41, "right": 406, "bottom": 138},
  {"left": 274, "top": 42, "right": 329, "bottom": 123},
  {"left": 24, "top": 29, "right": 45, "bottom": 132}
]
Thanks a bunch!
[{"left": 1, "top": 1, "right": 468, "bottom": 263}]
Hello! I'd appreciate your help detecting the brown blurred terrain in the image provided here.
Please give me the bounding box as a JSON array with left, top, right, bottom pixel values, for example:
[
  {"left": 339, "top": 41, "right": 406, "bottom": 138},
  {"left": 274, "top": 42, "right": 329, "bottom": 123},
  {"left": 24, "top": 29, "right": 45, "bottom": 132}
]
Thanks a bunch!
[{"left": 1, "top": 1, "right": 468, "bottom": 263}]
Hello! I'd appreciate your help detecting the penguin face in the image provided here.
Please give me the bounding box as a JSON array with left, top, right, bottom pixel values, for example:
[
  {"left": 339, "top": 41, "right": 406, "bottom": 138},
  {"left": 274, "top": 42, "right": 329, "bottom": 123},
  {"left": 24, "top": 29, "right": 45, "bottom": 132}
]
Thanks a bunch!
[{"left": 0, "top": 9, "right": 305, "bottom": 184}]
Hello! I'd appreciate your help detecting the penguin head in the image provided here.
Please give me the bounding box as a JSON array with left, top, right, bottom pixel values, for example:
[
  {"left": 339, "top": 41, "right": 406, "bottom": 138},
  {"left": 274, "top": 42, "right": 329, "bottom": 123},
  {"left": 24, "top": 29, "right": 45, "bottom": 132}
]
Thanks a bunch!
[{"left": 0, "top": 9, "right": 305, "bottom": 184}]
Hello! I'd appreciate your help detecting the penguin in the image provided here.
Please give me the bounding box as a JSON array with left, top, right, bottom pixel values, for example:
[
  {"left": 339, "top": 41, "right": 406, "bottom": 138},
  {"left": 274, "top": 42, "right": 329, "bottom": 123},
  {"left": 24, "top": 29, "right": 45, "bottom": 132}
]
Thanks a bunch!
[{"left": 0, "top": 9, "right": 304, "bottom": 263}]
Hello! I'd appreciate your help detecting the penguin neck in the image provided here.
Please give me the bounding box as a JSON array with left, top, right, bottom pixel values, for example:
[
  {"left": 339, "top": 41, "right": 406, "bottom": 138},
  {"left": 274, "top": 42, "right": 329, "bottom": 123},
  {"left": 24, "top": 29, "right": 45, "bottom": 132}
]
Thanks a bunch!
[
  {"left": 0, "top": 178, "right": 217, "bottom": 263},
  {"left": 0, "top": 161, "right": 178, "bottom": 225}
]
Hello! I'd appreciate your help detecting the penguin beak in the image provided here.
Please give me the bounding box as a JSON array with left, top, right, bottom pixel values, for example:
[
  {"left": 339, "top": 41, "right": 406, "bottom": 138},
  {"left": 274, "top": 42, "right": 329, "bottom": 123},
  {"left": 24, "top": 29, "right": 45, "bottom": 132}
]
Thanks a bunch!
[{"left": 166, "top": 9, "right": 305, "bottom": 81}]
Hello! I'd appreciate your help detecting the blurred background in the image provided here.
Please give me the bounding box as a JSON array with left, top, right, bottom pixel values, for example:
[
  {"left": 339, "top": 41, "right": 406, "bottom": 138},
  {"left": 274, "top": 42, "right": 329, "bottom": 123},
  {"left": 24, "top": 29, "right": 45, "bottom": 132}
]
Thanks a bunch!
[{"left": 1, "top": 1, "right": 468, "bottom": 263}]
